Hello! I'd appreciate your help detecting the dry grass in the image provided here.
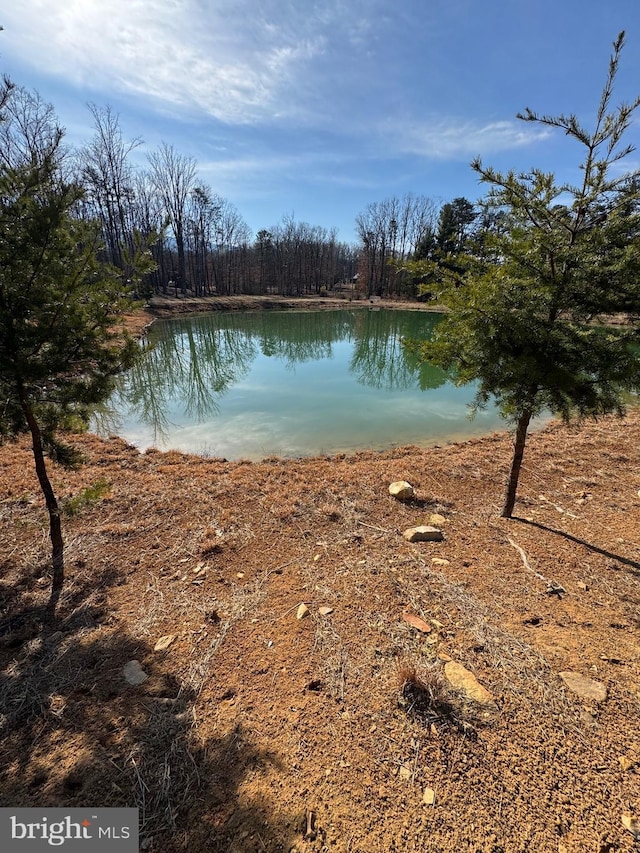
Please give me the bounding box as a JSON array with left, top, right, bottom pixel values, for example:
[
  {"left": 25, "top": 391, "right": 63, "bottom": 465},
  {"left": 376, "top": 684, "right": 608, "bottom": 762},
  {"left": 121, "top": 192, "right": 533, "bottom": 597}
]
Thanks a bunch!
[
  {"left": 123, "top": 703, "right": 202, "bottom": 840},
  {"left": 397, "top": 663, "right": 464, "bottom": 727}
]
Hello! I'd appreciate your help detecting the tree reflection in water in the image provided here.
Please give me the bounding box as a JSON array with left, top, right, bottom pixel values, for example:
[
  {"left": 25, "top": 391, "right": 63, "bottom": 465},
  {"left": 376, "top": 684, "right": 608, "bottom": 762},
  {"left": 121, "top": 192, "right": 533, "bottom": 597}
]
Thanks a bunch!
[{"left": 95, "top": 309, "right": 500, "bottom": 457}]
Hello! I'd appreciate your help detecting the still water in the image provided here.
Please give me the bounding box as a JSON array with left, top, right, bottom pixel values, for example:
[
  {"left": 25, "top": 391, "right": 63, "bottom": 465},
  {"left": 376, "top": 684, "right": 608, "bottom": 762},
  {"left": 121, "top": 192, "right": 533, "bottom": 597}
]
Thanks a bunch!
[{"left": 94, "top": 308, "right": 513, "bottom": 460}]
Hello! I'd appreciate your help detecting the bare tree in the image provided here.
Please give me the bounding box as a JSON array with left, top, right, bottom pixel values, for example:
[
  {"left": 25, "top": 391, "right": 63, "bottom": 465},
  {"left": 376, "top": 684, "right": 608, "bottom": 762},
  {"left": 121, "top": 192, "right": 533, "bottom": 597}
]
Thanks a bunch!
[
  {"left": 185, "top": 185, "right": 218, "bottom": 295},
  {"left": 148, "top": 143, "right": 197, "bottom": 294},
  {"left": 356, "top": 194, "right": 439, "bottom": 297},
  {"left": 211, "top": 196, "right": 251, "bottom": 295},
  {"left": 129, "top": 171, "right": 168, "bottom": 294},
  {"left": 0, "top": 86, "right": 65, "bottom": 171},
  {"left": 77, "top": 104, "right": 142, "bottom": 270}
]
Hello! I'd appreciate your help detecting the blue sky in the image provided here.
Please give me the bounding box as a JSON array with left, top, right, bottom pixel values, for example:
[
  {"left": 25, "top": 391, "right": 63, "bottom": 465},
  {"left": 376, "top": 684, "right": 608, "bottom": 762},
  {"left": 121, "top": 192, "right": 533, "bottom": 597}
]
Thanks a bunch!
[{"left": 2, "top": 0, "right": 639, "bottom": 244}]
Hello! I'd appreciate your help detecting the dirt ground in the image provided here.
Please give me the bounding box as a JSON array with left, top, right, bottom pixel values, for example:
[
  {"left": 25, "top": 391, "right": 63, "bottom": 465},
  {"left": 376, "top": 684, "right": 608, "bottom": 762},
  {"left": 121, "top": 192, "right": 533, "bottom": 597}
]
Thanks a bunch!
[{"left": 1, "top": 298, "right": 639, "bottom": 853}]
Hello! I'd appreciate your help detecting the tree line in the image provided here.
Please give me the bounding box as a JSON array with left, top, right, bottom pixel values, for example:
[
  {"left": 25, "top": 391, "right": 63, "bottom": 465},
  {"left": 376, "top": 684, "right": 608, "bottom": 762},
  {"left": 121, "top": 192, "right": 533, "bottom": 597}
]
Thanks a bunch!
[
  {"left": 75, "top": 103, "right": 362, "bottom": 298},
  {"left": 10, "top": 77, "right": 530, "bottom": 309},
  {"left": 3, "top": 80, "right": 507, "bottom": 302}
]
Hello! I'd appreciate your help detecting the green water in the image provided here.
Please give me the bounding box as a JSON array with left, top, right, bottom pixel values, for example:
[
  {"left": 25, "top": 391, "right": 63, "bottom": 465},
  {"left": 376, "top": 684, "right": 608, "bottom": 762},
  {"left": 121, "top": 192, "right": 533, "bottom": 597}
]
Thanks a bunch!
[{"left": 94, "top": 308, "right": 513, "bottom": 459}]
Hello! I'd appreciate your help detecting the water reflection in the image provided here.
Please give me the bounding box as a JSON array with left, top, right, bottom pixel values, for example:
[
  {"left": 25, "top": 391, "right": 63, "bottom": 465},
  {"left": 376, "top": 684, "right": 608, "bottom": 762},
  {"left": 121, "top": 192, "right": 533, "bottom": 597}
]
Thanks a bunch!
[
  {"left": 255, "top": 310, "right": 355, "bottom": 364},
  {"left": 96, "top": 308, "right": 494, "bottom": 458},
  {"left": 350, "top": 309, "right": 447, "bottom": 391}
]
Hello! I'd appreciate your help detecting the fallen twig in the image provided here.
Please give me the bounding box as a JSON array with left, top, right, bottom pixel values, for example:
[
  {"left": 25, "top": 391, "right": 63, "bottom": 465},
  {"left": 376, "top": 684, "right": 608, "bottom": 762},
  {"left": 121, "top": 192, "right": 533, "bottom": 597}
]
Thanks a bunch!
[
  {"left": 305, "top": 809, "right": 317, "bottom": 841},
  {"left": 356, "top": 520, "right": 394, "bottom": 534},
  {"left": 507, "top": 538, "right": 566, "bottom": 596},
  {"left": 538, "top": 494, "right": 578, "bottom": 519}
]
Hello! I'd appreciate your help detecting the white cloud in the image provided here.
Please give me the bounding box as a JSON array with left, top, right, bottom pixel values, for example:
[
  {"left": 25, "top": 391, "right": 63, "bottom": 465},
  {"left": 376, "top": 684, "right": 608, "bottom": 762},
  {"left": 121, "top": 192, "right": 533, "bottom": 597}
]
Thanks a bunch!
[
  {"left": 2, "top": 0, "right": 556, "bottom": 166},
  {"left": 196, "top": 146, "right": 369, "bottom": 200},
  {"left": 388, "top": 117, "right": 551, "bottom": 160},
  {"left": 2, "top": 0, "right": 338, "bottom": 124}
]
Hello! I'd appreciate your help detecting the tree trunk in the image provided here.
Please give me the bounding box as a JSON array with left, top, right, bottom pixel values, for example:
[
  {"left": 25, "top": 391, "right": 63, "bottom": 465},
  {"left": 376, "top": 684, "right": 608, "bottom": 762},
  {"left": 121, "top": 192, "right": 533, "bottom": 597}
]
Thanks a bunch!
[
  {"left": 20, "top": 394, "right": 64, "bottom": 619},
  {"left": 176, "top": 231, "right": 187, "bottom": 295},
  {"left": 501, "top": 408, "right": 532, "bottom": 519}
]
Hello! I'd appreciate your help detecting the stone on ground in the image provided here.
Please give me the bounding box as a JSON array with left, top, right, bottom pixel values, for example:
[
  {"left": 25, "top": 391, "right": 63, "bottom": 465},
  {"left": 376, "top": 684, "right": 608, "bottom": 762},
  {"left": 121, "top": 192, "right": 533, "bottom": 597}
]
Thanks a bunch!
[
  {"left": 422, "top": 787, "right": 436, "bottom": 806},
  {"left": 122, "top": 660, "right": 148, "bottom": 685},
  {"left": 559, "top": 671, "right": 607, "bottom": 702},
  {"left": 154, "top": 634, "right": 176, "bottom": 652},
  {"left": 622, "top": 814, "right": 640, "bottom": 840},
  {"left": 296, "top": 602, "right": 310, "bottom": 619},
  {"left": 389, "top": 481, "right": 415, "bottom": 500},
  {"left": 403, "top": 525, "right": 444, "bottom": 542},
  {"left": 444, "top": 660, "right": 495, "bottom": 706}
]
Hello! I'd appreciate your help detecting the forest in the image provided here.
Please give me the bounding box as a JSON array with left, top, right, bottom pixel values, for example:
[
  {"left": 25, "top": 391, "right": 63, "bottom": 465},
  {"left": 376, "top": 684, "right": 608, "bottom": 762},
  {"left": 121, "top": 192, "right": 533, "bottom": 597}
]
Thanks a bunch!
[{"left": 1, "top": 85, "right": 486, "bottom": 302}]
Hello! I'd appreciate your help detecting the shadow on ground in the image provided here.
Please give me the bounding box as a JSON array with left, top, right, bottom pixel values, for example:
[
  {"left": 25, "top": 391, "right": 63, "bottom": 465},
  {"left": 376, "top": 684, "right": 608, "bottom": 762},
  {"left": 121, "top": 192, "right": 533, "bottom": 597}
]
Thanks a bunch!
[
  {"left": 515, "top": 516, "right": 640, "bottom": 576},
  {"left": 0, "top": 579, "right": 298, "bottom": 852}
]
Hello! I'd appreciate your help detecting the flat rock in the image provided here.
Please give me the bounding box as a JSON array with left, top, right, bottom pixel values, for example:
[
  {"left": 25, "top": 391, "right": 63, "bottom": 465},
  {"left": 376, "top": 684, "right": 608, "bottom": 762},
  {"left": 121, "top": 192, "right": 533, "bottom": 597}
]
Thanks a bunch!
[
  {"left": 428, "top": 513, "right": 447, "bottom": 525},
  {"left": 618, "top": 755, "right": 636, "bottom": 771},
  {"left": 122, "top": 660, "right": 148, "bottom": 685},
  {"left": 389, "top": 481, "right": 414, "bottom": 500},
  {"left": 622, "top": 814, "right": 640, "bottom": 840},
  {"left": 296, "top": 603, "right": 310, "bottom": 620},
  {"left": 559, "top": 671, "right": 607, "bottom": 702},
  {"left": 403, "top": 525, "right": 444, "bottom": 543},
  {"left": 444, "top": 661, "right": 495, "bottom": 706},
  {"left": 318, "top": 606, "right": 334, "bottom": 616},
  {"left": 422, "top": 787, "right": 436, "bottom": 806},
  {"left": 154, "top": 634, "right": 176, "bottom": 652},
  {"left": 402, "top": 612, "right": 432, "bottom": 633}
]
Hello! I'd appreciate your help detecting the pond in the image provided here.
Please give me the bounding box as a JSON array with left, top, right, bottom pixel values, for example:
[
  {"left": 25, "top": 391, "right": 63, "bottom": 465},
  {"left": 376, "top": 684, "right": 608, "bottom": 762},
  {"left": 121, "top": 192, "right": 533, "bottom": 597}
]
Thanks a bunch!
[{"left": 93, "top": 308, "right": 515, "bottom": 460}]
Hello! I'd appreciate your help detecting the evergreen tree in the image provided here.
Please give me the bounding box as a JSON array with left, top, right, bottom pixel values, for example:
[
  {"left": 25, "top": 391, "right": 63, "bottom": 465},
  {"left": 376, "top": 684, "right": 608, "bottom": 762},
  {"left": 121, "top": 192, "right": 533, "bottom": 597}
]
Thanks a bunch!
[
  {"left": 435, "top": 197, "right": 477, "bottom": 255},
  {"left": 413, "top": 32, "right": 640, "bottom": 518},
  {"left": 0, "top": 114, "right": 140, "bottom": 618}
]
